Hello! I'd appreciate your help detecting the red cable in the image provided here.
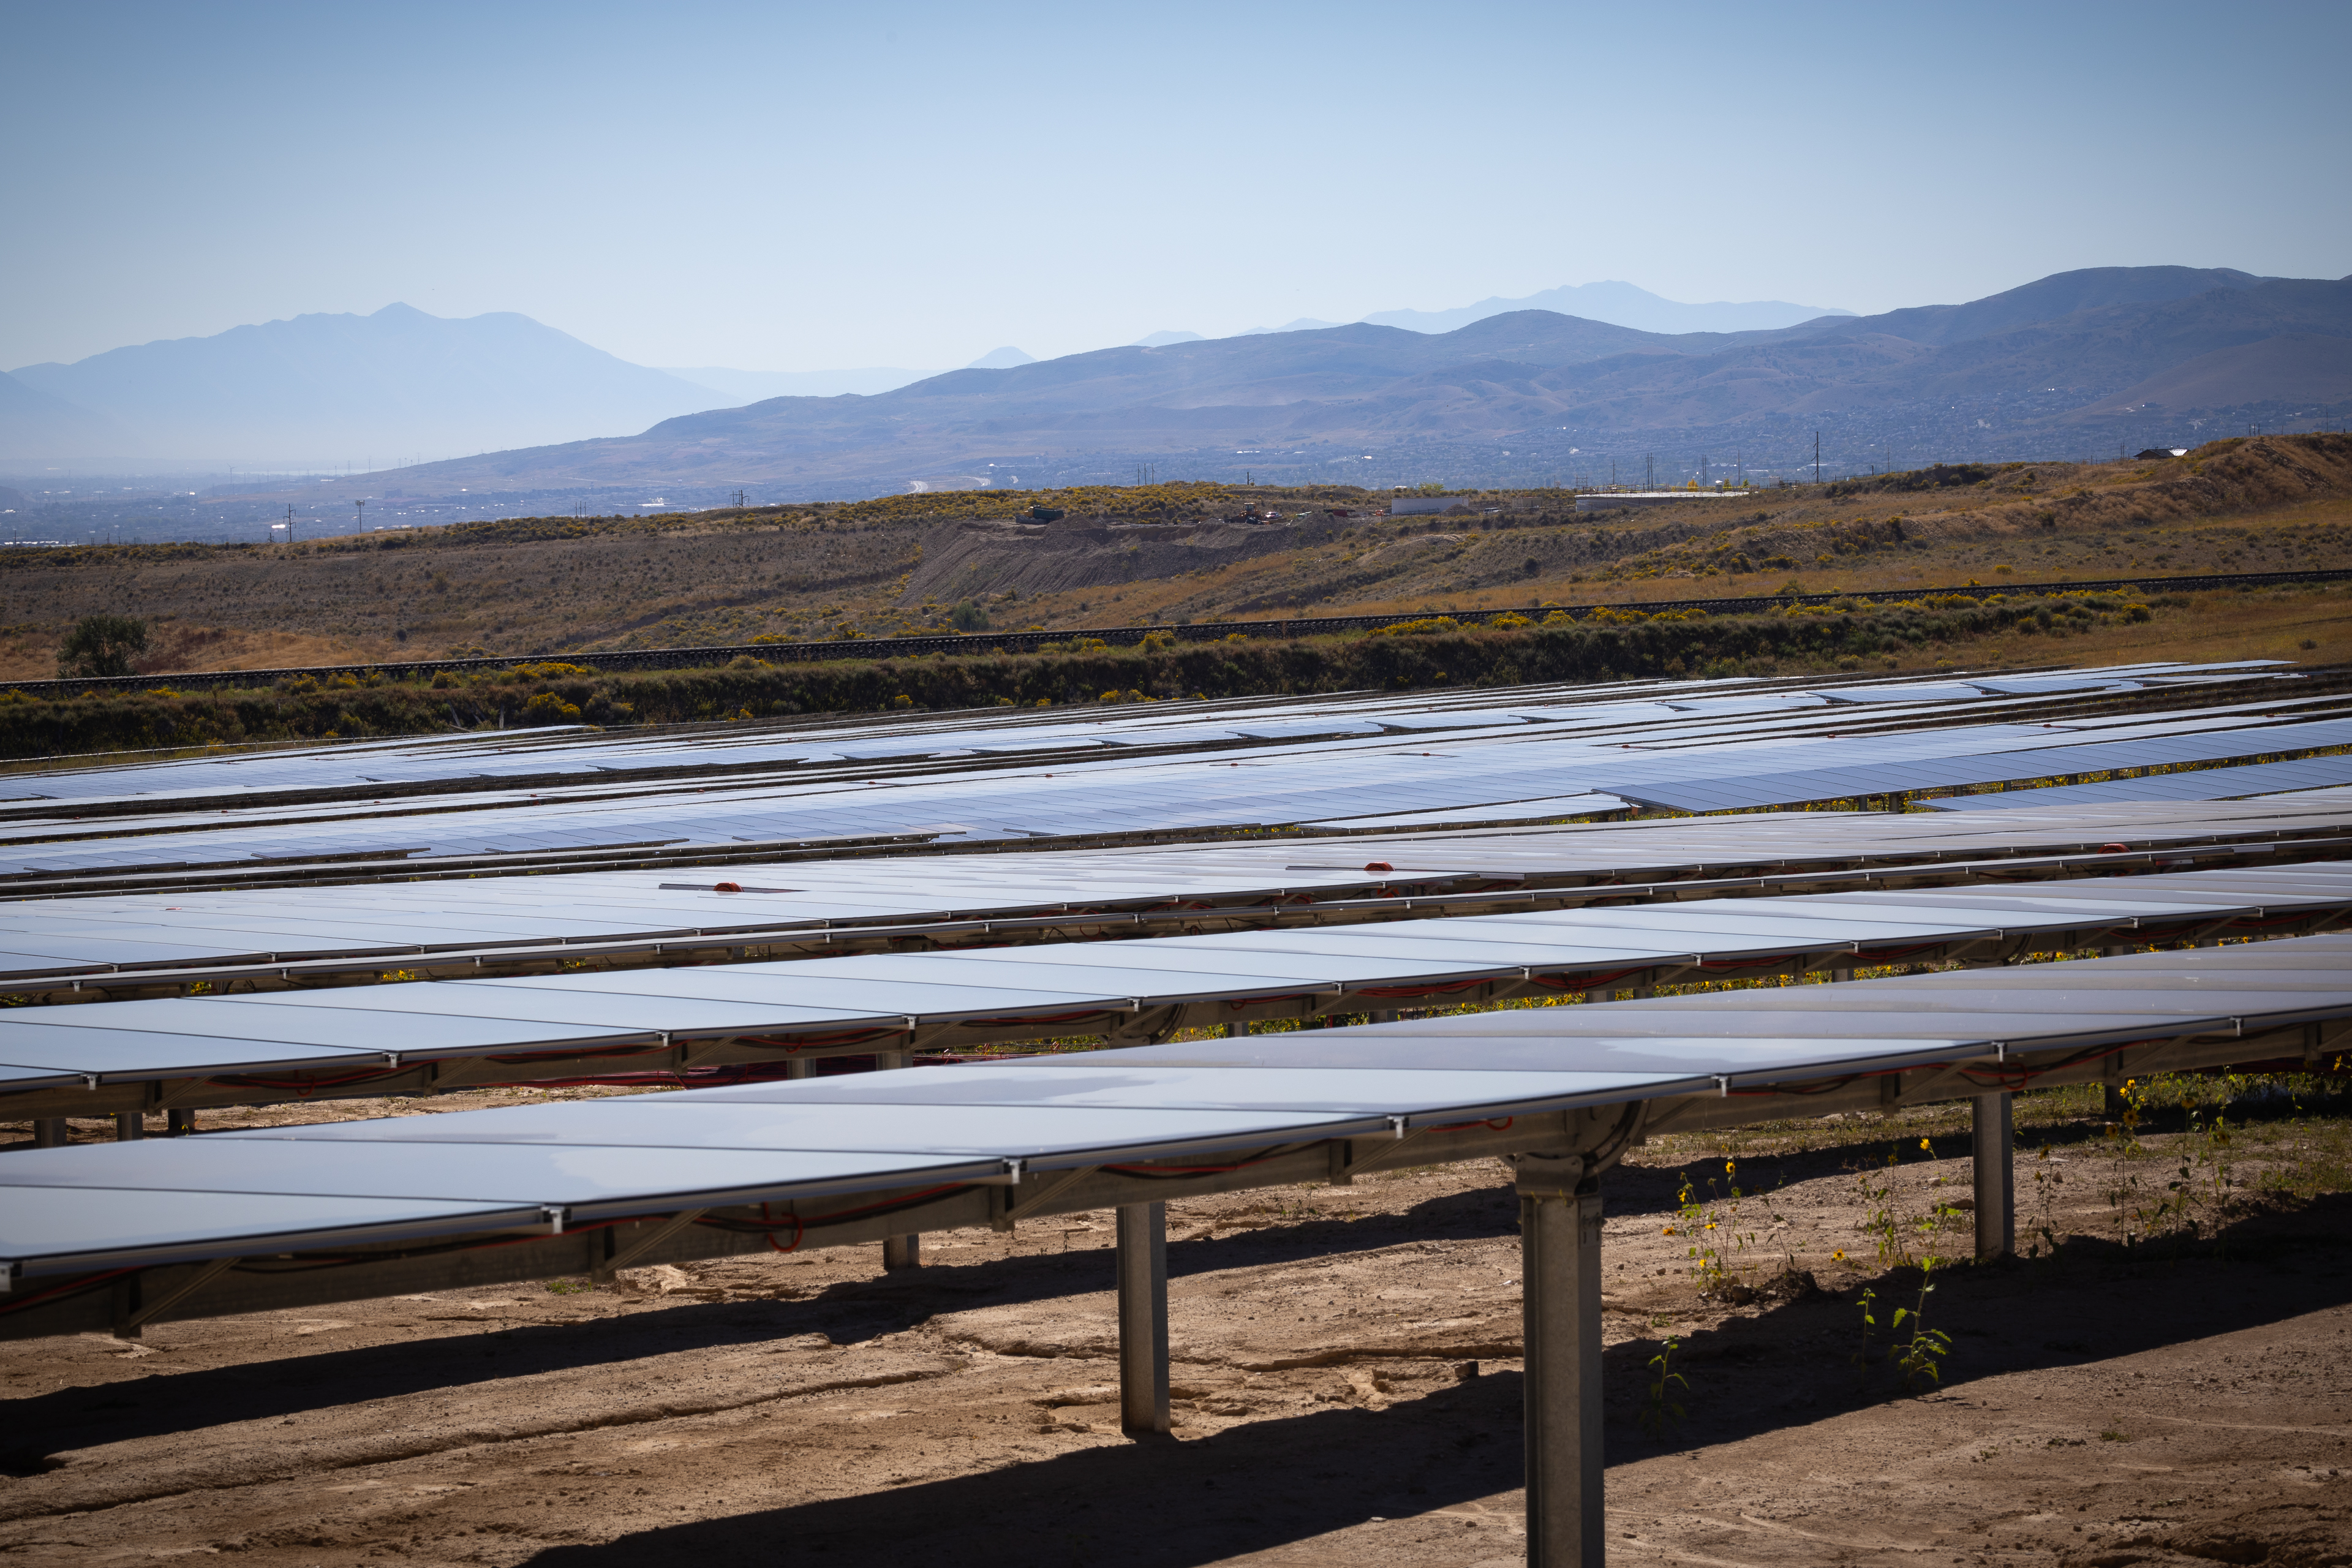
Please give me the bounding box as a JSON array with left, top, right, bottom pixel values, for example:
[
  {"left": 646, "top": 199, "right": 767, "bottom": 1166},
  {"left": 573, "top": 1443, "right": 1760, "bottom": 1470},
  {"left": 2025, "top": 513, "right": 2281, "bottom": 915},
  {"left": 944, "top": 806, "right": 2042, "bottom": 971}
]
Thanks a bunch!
[
  {"left": 0, "top": 1267, "right": 138, "bottom": 1317},
  {"left": 759, "top": 1202, "right": 804, "bottom": 1254}
]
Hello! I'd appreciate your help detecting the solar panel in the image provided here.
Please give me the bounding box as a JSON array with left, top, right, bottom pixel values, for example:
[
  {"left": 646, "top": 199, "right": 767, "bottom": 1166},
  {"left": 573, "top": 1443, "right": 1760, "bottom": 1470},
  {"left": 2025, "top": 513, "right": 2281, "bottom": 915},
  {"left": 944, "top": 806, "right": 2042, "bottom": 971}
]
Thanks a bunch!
[
  {"left": 3, "top": 861, "right": 2344, "bottom": 1091},
  {"left": 1, "top": 933, "right": 2344, "bottom": 1281}
]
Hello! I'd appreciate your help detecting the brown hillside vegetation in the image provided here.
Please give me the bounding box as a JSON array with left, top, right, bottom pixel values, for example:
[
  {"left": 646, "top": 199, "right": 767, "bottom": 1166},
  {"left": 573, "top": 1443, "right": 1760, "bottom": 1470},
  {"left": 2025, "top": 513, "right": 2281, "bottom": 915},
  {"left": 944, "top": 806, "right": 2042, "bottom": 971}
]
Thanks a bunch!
[{"left": 2, "top": 435, "right": 2349, "bottom": 685}]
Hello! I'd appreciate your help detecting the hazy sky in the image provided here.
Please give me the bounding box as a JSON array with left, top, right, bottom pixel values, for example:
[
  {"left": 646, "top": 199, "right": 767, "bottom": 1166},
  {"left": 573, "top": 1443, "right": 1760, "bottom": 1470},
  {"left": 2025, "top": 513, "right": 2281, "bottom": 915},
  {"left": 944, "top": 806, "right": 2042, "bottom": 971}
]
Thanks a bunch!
[{"left": 7, "top": 0, "right": 2348, "bottom": 374}]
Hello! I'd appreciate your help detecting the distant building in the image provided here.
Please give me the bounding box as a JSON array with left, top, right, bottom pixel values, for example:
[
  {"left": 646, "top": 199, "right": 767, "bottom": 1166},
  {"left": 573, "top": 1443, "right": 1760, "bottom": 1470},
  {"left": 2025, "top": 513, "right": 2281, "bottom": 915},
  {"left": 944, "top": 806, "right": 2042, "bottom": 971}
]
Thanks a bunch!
[{"left": 1390, "top": 496, "right": 1454, "bottom": 515}]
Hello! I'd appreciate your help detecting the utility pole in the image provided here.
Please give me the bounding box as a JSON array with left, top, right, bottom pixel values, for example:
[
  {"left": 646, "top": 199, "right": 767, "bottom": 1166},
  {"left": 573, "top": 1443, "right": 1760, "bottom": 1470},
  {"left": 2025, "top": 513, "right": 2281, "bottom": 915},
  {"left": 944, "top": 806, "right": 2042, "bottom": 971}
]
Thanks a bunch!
[
  {"left": 1814, "top": 431, "right": 1822, "bottom": 485},
  {"left": 1645, "top": 454, "right": 1654, "bottom": 489},
  {"left": 285, "top": 504, "right": 294, "bottom": 545},
  {"left": 355, "top": 499, "right": 366, "bottom": 532}
]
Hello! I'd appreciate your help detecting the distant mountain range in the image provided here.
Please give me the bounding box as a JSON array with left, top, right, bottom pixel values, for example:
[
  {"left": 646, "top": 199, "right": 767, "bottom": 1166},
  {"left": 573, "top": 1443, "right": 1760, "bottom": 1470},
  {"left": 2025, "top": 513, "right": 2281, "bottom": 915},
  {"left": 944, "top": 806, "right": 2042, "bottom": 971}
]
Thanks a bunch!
[
  {"left": 280, "top": 266, "right": 2348, "bottom": 498},
  {"left": 8, "top": 270, "right": 2345, "bottom": 489},
  {"left": 1364, "top": 281, "right": 1853, "bottom": 336}
]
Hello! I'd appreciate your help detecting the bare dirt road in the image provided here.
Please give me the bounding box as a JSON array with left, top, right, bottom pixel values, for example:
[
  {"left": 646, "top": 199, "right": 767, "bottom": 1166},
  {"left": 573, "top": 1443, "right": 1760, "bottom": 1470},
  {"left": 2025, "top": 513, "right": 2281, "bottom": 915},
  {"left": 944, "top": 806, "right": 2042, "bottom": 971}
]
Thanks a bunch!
[{"left": 3, "top": 1107, "right": 2349, "bottom": 1567}]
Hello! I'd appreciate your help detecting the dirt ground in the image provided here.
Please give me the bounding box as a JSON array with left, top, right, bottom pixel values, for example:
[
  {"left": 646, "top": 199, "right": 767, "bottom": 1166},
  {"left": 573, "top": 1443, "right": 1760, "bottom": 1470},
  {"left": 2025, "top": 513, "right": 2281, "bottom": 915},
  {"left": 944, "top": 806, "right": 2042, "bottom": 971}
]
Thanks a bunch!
[{"left": 3, "top": 1088, "right": 2350, "bottom": 1567}]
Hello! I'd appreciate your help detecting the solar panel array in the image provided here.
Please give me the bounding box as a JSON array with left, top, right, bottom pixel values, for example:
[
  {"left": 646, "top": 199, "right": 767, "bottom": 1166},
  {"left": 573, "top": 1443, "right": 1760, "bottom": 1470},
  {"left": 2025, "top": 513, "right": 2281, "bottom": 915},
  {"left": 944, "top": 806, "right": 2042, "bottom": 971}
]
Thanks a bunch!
[
  {"left": 4, "top": 933, "right": 2345, "bottom": 1283},
  {"left": 3, "top": 660, "right": 2252, "bottom": 810},
  {"left": 7, "top": 790, "right": 2352, "bottom": 992},
  {"left": 4, "top": 861, "right": 2343, "bottom": 1096},
  {"left": 4, "top": 662, "right": 2332, "bottom": 888},
  {"left": 1918, "top": 752, "right": 2352, "bottom": 812}
]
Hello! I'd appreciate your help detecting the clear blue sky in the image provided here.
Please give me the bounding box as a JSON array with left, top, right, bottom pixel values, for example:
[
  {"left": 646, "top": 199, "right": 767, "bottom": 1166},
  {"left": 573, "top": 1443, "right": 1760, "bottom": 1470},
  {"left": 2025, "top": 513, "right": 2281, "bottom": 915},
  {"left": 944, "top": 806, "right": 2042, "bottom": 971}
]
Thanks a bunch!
[{"left": 7, "top": 0, "right": 2347, "bottom": 373}]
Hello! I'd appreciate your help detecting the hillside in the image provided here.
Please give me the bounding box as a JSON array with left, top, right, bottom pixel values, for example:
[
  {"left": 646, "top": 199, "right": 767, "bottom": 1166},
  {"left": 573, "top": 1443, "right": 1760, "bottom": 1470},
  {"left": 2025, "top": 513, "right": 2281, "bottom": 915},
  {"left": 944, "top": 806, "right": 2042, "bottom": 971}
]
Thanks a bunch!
[
  {"left": 236, "top": 268, "right": 2349, "bottom": 501},
  {"left": 3, "top": 435, "right": 2349, "bottom": 686}
]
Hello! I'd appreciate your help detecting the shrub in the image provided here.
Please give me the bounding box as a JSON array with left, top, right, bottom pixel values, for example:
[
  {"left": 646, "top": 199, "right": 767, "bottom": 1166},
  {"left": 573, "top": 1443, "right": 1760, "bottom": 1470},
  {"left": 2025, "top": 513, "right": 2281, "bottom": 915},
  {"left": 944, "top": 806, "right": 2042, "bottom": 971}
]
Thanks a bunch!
[
  {"left": 521, "top": 691, "right": 582, "bottom": 725},
  {"left": 57, "top": 614, "right": 148, "bottom": 678}
]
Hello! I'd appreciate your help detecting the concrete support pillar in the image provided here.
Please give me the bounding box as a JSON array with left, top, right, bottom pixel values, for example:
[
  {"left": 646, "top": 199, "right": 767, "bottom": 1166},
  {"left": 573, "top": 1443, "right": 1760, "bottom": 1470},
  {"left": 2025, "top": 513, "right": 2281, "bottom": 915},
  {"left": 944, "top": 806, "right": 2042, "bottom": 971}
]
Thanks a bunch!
[
  {"left": 1518, "top": 1163, "right": 1605, "bottom": 1567},
  {"left": 1369, "top": 1009, "right": 1398, "bottom": 1024},
  {"left": 167, "top": 1109, "right": 196, "bottom": 1136},
  {"left": 1973, "top": 1092, "right": 2015, "bottom": 1260},
  {"left": 1222, "top": 1022, "right": 1248, "bottom": 1038},
  {"left": 1830, "top": 967, "right": 1855, "bottom": 984},
  {"left": 33, "top": 1119, "right": 67, "bottom": 1148},
  {"left": 782, "top": 1058, "right": 811, "bottom": 1080},
  {"left": 1115, "top": 1201, "right": 1170, "bottom": 1436},
  {"left": 113, "top": 1112, "right": 144, "bottom": 1142},
  {"left": 1584, "top": 989, "right": 1612, "bottom": 1005},
  {"left": 874, "top": 1051, "right": 911, "bottom": 1071}
]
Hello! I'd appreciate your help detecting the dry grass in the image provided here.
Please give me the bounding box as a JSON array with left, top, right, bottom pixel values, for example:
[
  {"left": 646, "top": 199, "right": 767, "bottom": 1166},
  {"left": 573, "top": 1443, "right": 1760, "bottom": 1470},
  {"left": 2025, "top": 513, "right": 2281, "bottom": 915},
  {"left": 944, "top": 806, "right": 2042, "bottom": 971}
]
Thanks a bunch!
[{"left": 2, "top": 438, "right": 2348, "bottom": 680}]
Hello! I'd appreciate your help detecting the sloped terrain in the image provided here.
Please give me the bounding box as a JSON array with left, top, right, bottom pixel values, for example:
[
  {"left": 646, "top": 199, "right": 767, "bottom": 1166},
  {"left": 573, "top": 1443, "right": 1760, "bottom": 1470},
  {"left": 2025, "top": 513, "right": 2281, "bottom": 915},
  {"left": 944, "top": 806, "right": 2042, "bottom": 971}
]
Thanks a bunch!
[{"left": 4, "top": 436, "right": 2349, "bottom": 685}]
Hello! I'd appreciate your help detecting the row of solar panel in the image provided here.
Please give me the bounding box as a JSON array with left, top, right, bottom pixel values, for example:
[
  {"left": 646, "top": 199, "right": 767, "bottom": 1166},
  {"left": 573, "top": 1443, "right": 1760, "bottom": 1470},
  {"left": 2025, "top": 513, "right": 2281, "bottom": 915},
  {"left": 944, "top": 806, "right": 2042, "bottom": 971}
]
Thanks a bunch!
[
  {"left": 4, "top": 935, "right": 2343, "bottom": 1281},
  {"left": 6, "top": 682, "right": 2340, "bottom": 878},
  {"left": 2, "top": 861, "right": 2342, "bottom": 1095},
  {"left": 11, "top": 661, "right": 2237, "bottom": 809},
  {"left": 7, "top": 791, "right": 2351, "bottom": 984}
]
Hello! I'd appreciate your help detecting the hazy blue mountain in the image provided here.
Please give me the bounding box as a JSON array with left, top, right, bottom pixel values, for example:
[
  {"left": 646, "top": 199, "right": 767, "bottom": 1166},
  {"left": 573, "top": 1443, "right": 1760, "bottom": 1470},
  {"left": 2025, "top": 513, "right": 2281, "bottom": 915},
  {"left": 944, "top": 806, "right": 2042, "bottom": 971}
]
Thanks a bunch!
[
  {"left": 0, "top": 368, "right": 136, "bottom": 461},
  {"left": 1133, "top": 331, "right": 1205, "bottom": 347},
  {"left": 1238, "top": 318, "right": 1342, "bottom": 335},
  {"left": 965, "top": 347, "right": 1038, "bottom": 369},
  {"left": 1363, "top": 281, "right": 1853, "bottom": 336},
  {"left": 663, "top": 365, "right": 940, "bottom": 399},
  {"left": 359, "top": 267, "right": 2348, "bottom": 494},
  {"left": 9, "top": 304, "right": 726, "bottom": 462}
]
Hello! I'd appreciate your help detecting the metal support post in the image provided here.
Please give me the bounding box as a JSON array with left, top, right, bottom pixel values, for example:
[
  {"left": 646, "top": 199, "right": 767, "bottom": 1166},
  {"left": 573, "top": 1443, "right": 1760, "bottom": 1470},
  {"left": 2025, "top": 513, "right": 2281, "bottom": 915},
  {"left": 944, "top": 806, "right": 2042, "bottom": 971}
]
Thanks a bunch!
[
  {"left": 167, "top": 1109, "right": 197, "bottom": 1136},
  {"left": 1115, "top": 1201, "right": 1170, "bottom": 1436},
  {"left": 782, "top": 1058, "right": 810, "bottom": 1080},
  {"left": 114, "top": 1111, "right": 144, "bottom": 1142},
  {"left": 1222, "top": 1021, "right": 1248, "bottom": 1038},
  {"left": 1518, "top": 1159, "right": 1604, "bottom": 1567},
  {"left": 873, "top": 1051, "right": 918, "bottom": 1266},
  {"left": 1972, "top": 1092, "right": 2015, "bottom": 1259},
  {"left": 1584, "top": 989, "right": 1612, "bottom": 1005},
  {"left": 33, "top": 1118, "right": 66, "bottom": 1148},
  {"left": 1830, "top": 967, "right": 1855, "bottom": 984}
]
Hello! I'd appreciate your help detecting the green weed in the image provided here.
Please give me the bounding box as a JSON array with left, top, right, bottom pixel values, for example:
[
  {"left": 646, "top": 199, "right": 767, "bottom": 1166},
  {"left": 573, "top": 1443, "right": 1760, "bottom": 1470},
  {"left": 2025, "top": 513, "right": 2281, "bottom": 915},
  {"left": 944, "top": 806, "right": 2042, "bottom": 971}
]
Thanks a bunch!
[
  {"left": 1638, "top": 1338, "right": 1689, "bottom": 1440},
  {"left": 1889, "top": 1259, "right": 1953, "bottom": 1392}
]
